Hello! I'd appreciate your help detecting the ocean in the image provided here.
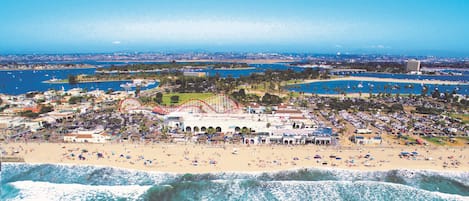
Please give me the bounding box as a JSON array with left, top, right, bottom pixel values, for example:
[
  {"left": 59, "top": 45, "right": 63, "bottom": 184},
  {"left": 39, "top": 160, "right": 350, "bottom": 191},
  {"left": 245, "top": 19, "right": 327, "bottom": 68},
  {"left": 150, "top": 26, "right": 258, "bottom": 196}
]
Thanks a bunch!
[{"left": 1, "top": 163, "right": 468, "bottom": 201}]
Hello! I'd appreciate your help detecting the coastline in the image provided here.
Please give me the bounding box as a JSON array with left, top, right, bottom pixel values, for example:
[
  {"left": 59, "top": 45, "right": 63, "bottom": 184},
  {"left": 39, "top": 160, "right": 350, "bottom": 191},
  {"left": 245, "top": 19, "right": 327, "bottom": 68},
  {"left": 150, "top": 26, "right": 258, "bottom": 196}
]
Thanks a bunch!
[
  {"left": 42, "top": 79, "right": 133, "bottom": 84},
  {"left": 0, "top": 66, "right": 96, "bottom": 71},
  {"left": 90, "top": 59, "right": 294, "bottom": 64},
  {"left": 4, "top": 162, "right": 468, "bottom": 175},
  {"left": 3, "top": 142, "right": 467, "bottom": 174},
  {"left": 297, "top": 76, "right": 468, "bottom": 85},
  {"left": 212, "top": 67, "right": 256, "bottom": 70}
]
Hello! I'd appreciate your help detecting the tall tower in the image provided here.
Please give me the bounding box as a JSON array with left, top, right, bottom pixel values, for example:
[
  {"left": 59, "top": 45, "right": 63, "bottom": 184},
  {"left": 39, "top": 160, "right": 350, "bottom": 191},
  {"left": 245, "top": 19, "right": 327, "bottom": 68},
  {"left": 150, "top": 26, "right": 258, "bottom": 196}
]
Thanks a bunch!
[{"left": 406, "top": 59, "right": 421, "bottom": 72}]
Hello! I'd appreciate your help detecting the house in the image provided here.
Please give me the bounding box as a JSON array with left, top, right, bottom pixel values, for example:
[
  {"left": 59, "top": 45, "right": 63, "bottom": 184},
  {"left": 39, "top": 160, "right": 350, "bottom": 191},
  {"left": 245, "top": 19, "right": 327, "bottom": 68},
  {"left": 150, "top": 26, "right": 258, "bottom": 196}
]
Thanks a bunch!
[
  {"left": 246, "top": 103, "right": 265, "bottom": 114},
  {"left": 351, "top": 135, "right": 382, "bottom": 145},
  {"left": 63, "top": 128, "right": 111, "bottom": 143},
  {"left": 356, "top": 128, "right": 372, "bottom": 134}
]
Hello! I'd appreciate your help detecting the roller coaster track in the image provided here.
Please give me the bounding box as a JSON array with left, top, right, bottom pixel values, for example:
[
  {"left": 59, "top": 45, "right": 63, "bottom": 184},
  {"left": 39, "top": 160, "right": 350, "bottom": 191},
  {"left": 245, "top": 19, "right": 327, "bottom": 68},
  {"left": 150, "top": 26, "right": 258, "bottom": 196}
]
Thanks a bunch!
[{"left": 154, "top": 94, "right": 241, "bottom": 114}]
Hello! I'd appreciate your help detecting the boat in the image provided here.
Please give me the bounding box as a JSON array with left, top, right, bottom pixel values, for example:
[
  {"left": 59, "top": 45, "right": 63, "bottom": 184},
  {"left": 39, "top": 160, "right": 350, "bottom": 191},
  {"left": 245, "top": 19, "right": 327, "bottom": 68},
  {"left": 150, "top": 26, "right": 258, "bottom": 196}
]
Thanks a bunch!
[
  {"left": 357, "top": 83, "right": 364, "bottom": 88},
  {"left": 120, "top": 79, "right": 156, "bottom": 88},
  {"left": 48, "top": 77, "right": 60, "bottom": 82}
]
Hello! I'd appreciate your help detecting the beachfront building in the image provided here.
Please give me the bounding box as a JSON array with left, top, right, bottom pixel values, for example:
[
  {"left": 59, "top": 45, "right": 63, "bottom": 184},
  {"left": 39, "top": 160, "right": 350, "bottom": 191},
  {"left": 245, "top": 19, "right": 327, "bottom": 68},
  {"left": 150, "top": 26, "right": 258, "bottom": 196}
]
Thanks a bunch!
[
  {"left": 162, "top": 111, "right": 334, "bottom": 145},
  {"left": 165, "top": 112, "right": 274, "bottom": 134},
  {"left": 246, "top": 103, "right": 265, "bottom": 114},
  {"left": 406, "top": 59, "right": 421, "bottom": 73},
  {"left": 63, "top": 128, "right": 111, "bottom": 143},
  {"left": 243, "top": 127, "right": 333, "bottom": 145},
  {"left": 351, "top": 135, "right": 382, "bottom": 145},
  {"left": 355, "top": 128, "right": 373, "bottom": 134},
  {"left": 183, "top": 71, "right": 207, "bottom": 77}
]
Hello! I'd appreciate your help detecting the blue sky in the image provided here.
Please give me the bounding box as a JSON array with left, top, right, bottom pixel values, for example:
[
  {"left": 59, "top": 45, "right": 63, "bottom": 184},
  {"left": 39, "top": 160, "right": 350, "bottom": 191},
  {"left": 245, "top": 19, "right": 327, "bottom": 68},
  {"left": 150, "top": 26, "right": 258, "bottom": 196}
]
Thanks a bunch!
[{"left": 1, "top": 0, "right": 468, "bottom": 56}]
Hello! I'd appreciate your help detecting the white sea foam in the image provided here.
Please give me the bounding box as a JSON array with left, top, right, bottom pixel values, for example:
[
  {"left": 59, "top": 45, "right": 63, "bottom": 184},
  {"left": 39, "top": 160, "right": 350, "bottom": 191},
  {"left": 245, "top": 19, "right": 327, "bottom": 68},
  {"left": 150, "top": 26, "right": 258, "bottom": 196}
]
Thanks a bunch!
[
  {"left": 6, "top": 181, "right": 152, "bottom": 201},
  {"left": 2, "top": 163, "right": 176, "bottom": 185},
  {"left": 258, "top": 180, "right": 468, "bottom": 201},
  {"left": 3, "top": 163, "right": 469, "bottom": 201}
]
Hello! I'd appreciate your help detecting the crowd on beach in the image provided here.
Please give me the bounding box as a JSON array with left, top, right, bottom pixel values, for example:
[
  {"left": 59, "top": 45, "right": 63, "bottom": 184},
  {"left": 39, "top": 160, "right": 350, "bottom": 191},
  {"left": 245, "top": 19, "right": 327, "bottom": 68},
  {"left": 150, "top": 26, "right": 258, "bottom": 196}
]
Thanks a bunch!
[{"left": 2, "top": 142, "right": 467, "bottom": 173}]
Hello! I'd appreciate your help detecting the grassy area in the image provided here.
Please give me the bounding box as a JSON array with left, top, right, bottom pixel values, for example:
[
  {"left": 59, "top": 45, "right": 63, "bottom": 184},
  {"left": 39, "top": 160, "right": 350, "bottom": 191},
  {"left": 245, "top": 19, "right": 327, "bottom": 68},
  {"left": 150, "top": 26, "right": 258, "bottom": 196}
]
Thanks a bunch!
[
  {"left": 422, "top": 136, "right": 447, "bottom": 145},
  {"left": 449, "top": 113, "right": 469, "bottom": 124},
  {"left": 238, "top": 80, "right": 304, "bottom": 94},
  {"left": 161, "top": 93, "right": 215, "bottom": 105}
]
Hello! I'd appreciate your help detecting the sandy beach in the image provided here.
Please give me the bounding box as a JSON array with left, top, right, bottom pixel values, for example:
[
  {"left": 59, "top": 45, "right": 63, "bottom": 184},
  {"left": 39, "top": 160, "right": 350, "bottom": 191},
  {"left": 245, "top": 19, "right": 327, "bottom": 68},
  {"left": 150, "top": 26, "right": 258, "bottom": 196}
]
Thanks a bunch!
[
  {"left": 2, "top": 142, "right": 468, "bottom": 173},
  {"left": 301, "top": 76, "right": 468, "bottom": 85}
]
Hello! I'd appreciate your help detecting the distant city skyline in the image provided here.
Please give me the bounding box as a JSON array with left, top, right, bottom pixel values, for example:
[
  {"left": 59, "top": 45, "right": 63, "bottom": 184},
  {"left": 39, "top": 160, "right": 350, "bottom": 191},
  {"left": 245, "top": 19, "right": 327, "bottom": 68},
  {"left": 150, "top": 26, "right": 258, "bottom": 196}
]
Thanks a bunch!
[{"left": 1, "top": 0, "right": 469, "bottom": 56}]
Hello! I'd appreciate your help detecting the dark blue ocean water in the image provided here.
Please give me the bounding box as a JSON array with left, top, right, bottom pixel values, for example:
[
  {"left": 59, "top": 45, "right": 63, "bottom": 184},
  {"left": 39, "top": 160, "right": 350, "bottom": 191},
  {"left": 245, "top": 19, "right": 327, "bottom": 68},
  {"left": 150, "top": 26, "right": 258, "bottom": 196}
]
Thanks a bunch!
[{"left": 1, "top": 164, "right": 468, "bottom": 201}]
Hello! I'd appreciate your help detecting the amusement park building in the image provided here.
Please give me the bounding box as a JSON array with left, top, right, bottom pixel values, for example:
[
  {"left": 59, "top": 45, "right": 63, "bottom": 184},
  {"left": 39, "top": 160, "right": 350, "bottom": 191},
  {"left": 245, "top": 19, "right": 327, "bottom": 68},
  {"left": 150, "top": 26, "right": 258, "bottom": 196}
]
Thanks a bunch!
[
  {"left": 164, "top": 112, "right": 333, "bottom": 145},
  {"left": 166, "top": 112, "right": 272, "bottom": 133}
]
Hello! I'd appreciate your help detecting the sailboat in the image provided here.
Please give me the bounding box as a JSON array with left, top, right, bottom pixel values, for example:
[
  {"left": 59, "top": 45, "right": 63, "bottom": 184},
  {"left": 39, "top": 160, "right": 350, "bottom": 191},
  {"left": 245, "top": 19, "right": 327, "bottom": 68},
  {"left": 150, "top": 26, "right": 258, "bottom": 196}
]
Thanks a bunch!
[{"left": 357, "top": 82, "right": 364, "bottom": 88}]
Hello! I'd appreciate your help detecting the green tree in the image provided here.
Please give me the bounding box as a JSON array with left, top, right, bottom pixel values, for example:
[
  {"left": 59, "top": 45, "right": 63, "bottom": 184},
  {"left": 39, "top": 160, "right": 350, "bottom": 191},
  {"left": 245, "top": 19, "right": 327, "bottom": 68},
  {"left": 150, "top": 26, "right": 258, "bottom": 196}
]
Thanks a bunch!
[
  {"left": 19, "top": 110, "right": 39, "bottom": 118},
  {"left": 154, "top": 92, "right": 163, "bottom": 104},
  {"left": 135, "top": 85, "right": 141, "bottom": 97},
  {"left": 170, "top": 95, "right": 180, "bottom": 104},
  {"left": 68, "top": 75, "right": 78, "bottom": 85},
  {"left": 68, "top": 96, "right": 82, "bottom": 104},
  {"left": 39, "top": 105, "right": 54, "bottom": 114},
  {"left": 261, "top": 93, "right": 282, "bottom": 105}
]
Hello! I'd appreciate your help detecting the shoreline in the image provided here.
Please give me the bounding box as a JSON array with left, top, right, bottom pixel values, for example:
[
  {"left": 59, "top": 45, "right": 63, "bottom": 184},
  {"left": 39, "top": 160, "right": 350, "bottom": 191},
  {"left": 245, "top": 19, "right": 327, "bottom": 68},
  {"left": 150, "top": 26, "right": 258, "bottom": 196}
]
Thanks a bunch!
[
  {"left": 0, "top": 66, "right": 96, "bottom": 71},
  {"left": 296, "top": 76, "right": 468, "bottom": 85},
  {"left": 90, "top": 59, "right": 294, "bottom": 64},
  {"left": 3, "top": 142, "right": 467, "bottom": 174},
  {"left": 4, "top": 162, "right": 468, "bottom": 175},
  {"left": 211, "top": 67, "right": 256, "bottom": 70},
  {"left": 42, "top": 79, "right": 133, "bottom": 84}
]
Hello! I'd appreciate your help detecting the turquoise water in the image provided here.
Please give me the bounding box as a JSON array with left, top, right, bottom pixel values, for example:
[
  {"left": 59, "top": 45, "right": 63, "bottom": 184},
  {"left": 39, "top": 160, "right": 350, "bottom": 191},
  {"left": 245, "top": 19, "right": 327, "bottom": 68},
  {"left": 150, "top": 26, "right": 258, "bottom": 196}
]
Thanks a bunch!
[{"left": 1, "top": 163, "right": 468, "bottom": 201}]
